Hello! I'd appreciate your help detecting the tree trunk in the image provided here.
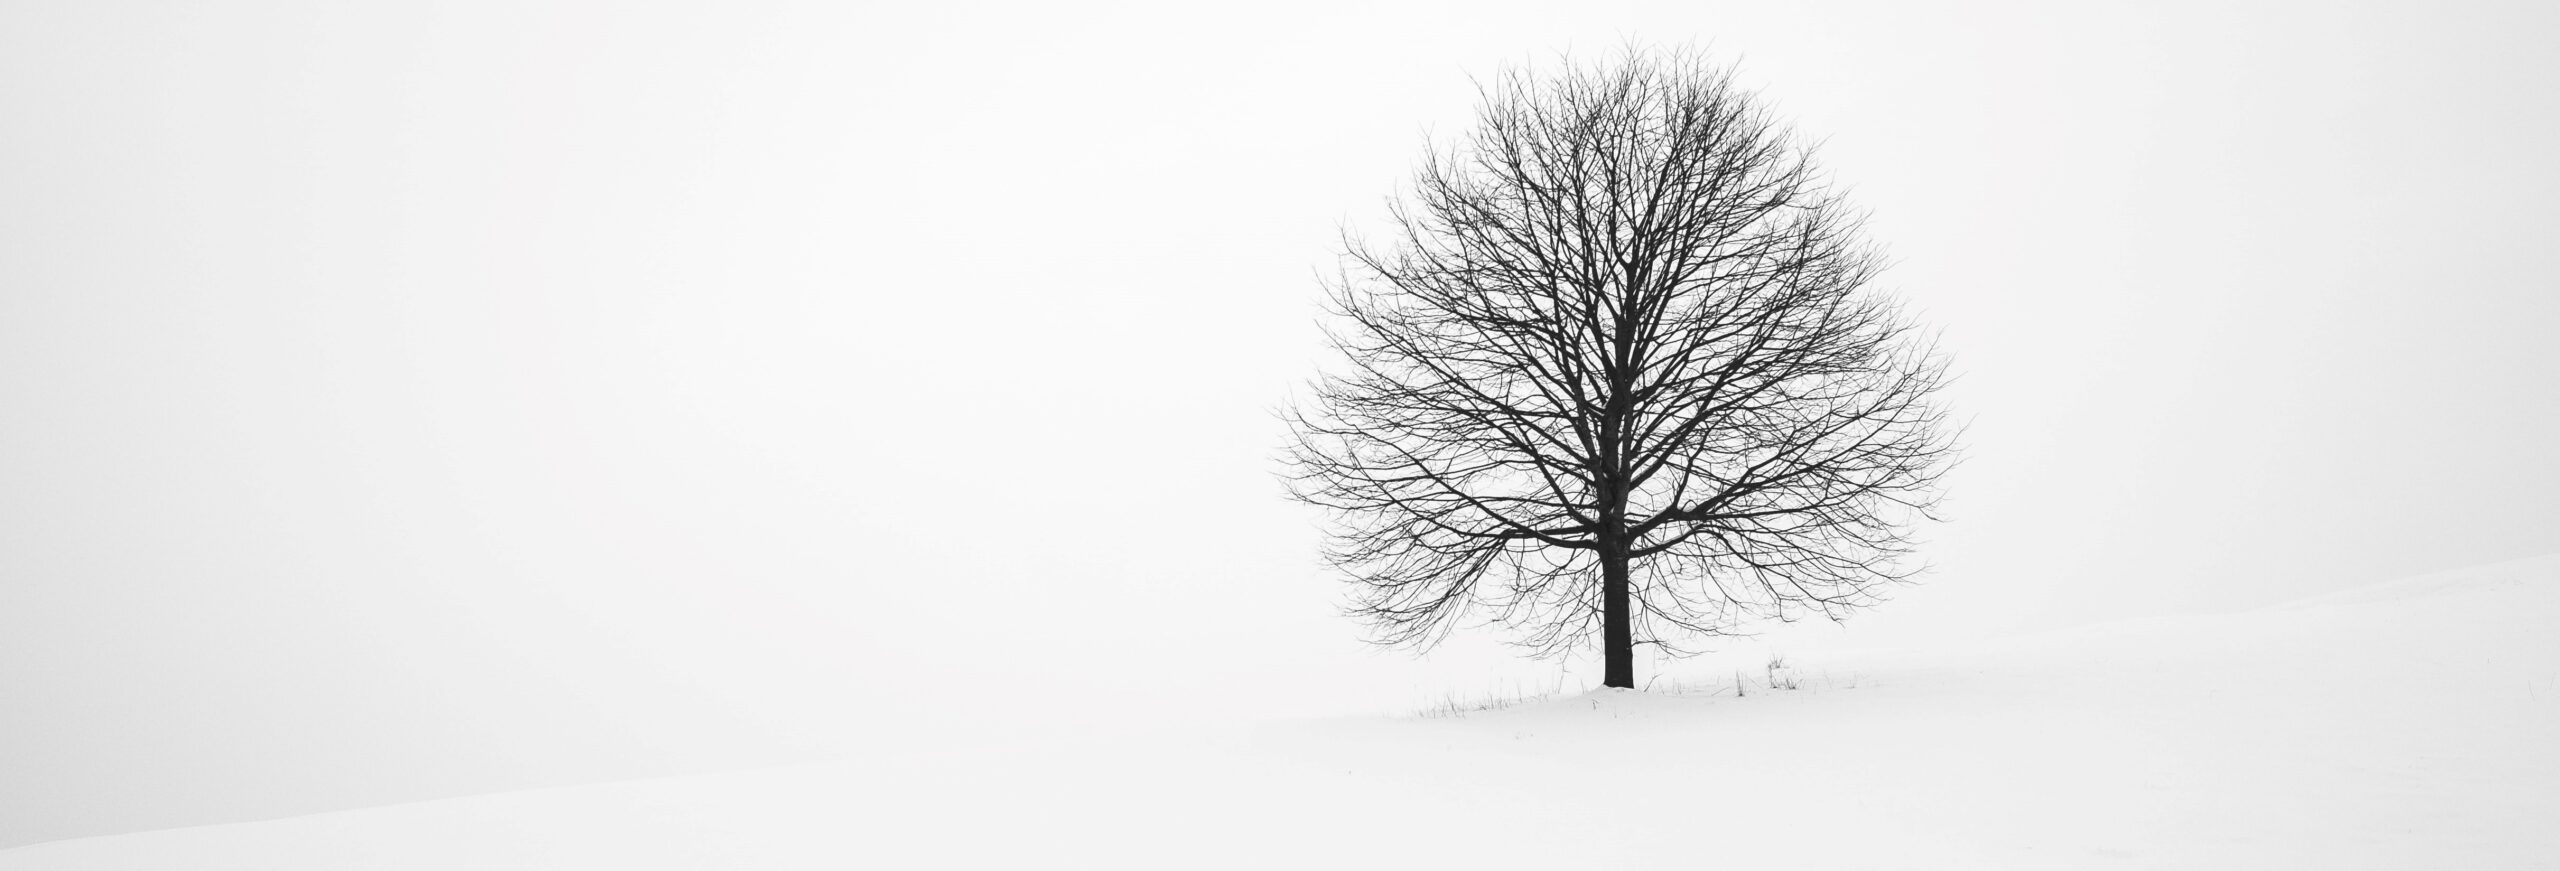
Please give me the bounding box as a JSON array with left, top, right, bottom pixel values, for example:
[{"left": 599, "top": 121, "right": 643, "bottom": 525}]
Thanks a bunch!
[{"left": 1601, "top": 546, "right": 1634, "bottom": 688}]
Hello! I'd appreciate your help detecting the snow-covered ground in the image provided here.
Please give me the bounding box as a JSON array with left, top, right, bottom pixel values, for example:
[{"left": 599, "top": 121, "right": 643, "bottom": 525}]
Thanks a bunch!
[{"left": 8, "top": 556, "right": 2555, "bottom": 869}]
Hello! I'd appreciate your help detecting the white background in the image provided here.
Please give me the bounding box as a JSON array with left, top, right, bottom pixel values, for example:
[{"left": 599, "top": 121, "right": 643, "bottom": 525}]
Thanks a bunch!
[{"left": 4, "top": 0, "right": 2555, "bottom": 848}]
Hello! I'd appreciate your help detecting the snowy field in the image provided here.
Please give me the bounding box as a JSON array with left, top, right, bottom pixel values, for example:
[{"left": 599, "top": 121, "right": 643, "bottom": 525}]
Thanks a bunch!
[{"left": 7, "top": 556, "right": 2554, "bottom": 870}]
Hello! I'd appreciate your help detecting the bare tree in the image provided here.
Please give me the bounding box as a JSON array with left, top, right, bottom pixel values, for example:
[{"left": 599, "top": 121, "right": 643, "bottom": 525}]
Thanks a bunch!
[{"left": 1285, "top": 50, "right": 1955, "bottom": 689}]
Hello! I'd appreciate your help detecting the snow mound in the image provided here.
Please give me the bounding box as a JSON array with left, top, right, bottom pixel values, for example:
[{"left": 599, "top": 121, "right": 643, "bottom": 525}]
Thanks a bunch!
[
  {"left": 2274, "top": 552, "right": 2560, "bottom": 610},
  {"left": 6, "top": 557, "right": 2555, "bottom": 870}
]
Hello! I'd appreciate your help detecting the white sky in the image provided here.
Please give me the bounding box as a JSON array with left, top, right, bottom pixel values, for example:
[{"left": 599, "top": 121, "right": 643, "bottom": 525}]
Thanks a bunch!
[{"left": 4, "top": 0, "right": 2556, "bottom": 848}]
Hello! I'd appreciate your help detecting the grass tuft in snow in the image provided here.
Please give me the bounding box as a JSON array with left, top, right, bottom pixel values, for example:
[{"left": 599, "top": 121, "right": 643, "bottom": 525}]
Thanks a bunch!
[{"left": 1409, "top": 675, "right": 1582, "bottom": 718}]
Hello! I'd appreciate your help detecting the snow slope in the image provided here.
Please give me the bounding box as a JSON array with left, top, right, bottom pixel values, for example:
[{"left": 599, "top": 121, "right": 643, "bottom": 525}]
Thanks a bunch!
[{"left": 7, "top": 556, "right": 2555, "bottom": 869}]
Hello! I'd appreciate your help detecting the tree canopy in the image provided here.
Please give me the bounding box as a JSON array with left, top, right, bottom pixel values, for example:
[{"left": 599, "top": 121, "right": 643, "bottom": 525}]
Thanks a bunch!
[{"left": 1285, "top": 50, "right": 1956, "bottom": 687}]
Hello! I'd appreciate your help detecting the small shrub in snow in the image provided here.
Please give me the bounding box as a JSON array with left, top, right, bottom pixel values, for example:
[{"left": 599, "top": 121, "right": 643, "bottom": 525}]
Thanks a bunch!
[{"left": 1766, "top": 655, "right": 1802, "bottom": 690}]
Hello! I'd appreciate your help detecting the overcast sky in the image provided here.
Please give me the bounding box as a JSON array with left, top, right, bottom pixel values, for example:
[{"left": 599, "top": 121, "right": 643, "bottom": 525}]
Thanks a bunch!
[{"left": 4, "top": 0, "right": 2556, "bottom": 849}]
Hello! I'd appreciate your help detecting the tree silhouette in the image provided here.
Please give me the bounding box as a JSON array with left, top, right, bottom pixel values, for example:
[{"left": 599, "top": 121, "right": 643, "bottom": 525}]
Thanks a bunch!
[{"left": 1285, "top": 50, "right": 1956, "bottom": 688}]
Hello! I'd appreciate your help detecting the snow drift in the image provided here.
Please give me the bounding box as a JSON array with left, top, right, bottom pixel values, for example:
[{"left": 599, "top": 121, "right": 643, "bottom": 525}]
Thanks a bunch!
[{"left": 7, "top": 556, "right": 2555, "bottom": 869}]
